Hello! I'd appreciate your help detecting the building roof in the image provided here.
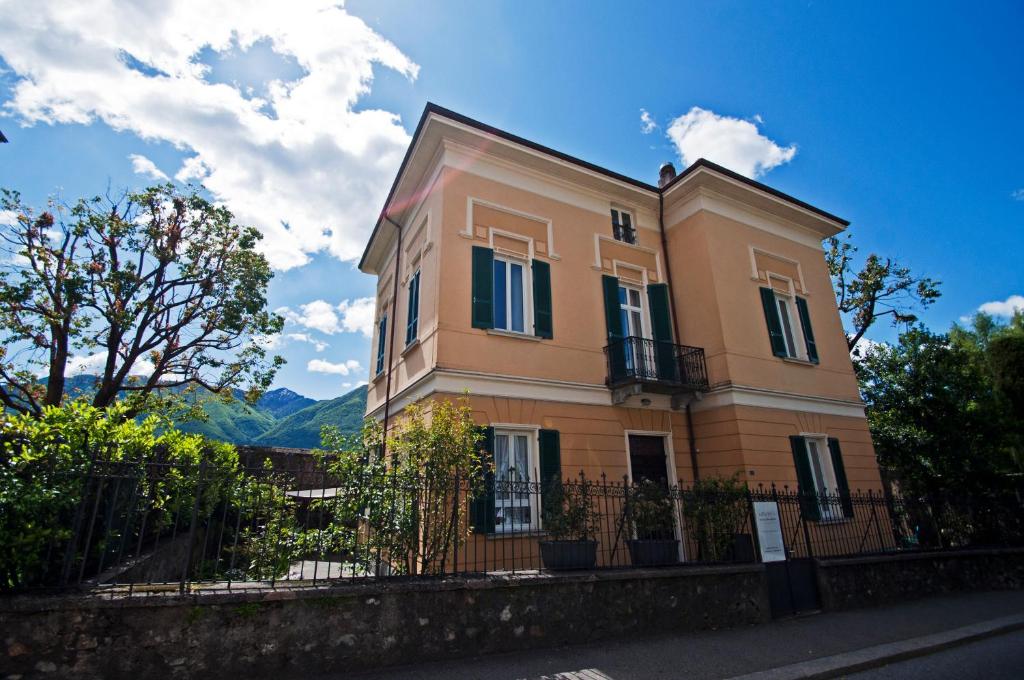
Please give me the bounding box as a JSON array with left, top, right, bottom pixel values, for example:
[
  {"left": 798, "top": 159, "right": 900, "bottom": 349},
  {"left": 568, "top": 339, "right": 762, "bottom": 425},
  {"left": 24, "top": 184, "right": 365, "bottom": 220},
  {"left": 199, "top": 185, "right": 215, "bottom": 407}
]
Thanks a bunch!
[{"left": 359, "top": 103, "right": 849, "bottom": 271}]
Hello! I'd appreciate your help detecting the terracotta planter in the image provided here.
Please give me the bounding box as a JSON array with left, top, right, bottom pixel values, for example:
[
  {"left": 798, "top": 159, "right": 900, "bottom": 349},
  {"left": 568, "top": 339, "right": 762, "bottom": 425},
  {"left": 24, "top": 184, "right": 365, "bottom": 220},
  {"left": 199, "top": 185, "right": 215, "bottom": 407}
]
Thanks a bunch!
[
  {"left": 626, "top": 539, "right": 680, "bottom": 567},
  {"left": 538, "top": 540, "right": 598, "bottom": 570}
]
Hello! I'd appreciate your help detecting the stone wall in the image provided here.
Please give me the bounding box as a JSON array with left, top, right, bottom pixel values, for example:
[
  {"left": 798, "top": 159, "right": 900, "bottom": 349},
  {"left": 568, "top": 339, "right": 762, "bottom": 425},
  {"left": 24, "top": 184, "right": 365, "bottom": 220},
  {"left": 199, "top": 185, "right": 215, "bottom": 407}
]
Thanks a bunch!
[
  {"left": 1, "top": 564, "right": 768, "bottom": 679},
  {"left": 815, "top": 547, "right": 1024, "bottom": 610}
]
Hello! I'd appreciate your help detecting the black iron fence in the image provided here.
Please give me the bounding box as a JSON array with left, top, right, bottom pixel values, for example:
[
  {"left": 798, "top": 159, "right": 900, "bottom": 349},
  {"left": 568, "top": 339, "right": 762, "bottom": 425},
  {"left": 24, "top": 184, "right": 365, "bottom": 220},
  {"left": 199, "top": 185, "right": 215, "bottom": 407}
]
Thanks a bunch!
[
  {"left": 604, "top": 336, "right": 709, "bottom": 391},
  {"left": 5, "top": 455, "right": 1023, "bottom": 596}
]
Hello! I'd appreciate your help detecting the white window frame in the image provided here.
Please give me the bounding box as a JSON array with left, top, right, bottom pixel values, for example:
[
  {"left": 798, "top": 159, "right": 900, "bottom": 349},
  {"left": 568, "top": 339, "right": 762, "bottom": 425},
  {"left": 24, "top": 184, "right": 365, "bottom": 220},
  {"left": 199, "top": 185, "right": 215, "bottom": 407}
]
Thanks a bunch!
[
  {"left": 802, "top": 434, "right": 841, "bottom": 521},
  {"left": 610, "top": 207, "right": 636, "bottom": 245},
  {"left": 492, "top": 427, "right": 540, "bottom": 533},
  {"left": 374, "top": 315, "right": 387, "bottom": 376},
  {"left": 768, "top": 275, "right": 808, "bottom": 361},
  {"left": 493, "top": 253, "right": 532, "bottom": 335},
  {"left": 405, "top": 268, "right": 420, "bottom": 347}
]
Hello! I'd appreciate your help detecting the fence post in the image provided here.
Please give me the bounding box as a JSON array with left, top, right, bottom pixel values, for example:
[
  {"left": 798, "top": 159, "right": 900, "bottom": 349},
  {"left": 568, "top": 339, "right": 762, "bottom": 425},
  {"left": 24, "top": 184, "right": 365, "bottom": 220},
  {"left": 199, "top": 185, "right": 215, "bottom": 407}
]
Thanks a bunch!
[
  {"left": 180, "top": 456, "right": 208, "bottom": 595},
  {"left": 746, "top": 486, "right": 761, "bottom": 563}
]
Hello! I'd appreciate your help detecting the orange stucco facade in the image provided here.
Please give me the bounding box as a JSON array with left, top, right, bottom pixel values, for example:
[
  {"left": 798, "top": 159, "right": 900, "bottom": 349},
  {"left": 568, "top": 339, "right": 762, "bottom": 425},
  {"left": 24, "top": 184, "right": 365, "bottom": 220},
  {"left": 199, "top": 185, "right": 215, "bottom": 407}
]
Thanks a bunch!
[{"left": 360, "top": 105, "right": 883, "bottom": 496}]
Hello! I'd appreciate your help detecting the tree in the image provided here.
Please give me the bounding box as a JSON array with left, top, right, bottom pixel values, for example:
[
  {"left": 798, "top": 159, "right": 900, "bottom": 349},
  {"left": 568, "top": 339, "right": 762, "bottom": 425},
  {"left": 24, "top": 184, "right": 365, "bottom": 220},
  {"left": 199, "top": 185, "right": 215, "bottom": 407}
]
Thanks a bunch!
[
  {"left": 826, "top": 234, "right": 941, "bottom": 354},
  {"left": 858, "top": 322, "right": 1020, "bottom": 497},
  {"left": 0, "top": 185, "right": 283, "bottom": 417}
]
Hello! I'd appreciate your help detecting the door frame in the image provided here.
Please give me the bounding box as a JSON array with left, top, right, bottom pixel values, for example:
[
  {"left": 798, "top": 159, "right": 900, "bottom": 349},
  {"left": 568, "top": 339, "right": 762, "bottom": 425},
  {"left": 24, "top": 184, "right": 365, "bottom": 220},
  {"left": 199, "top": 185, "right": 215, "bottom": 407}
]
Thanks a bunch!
[{"left": 623, "top": 430, "right": 685, "bottom": 561}]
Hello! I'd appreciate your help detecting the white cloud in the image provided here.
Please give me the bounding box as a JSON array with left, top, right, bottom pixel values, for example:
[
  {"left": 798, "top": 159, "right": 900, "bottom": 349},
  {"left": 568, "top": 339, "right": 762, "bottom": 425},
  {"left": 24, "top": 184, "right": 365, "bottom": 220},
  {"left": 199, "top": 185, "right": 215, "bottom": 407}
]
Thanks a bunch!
[
  {"left": 128, "top": 153, "right": 169, "bottom": 181},
  {"left": 851, "top": 336, "right": 883, "bottom": 360},
  {"left": 286, "top": 332, "right": 328, "bottom": 352},
  {"left": 639, "top": 108, "right": 657, "bottom": 134},
  {"left": 666, "top": 107, "right": 797, "bottom": 178},
  {"left": 307, "top": 358, "right": 361, "bottom": 375},
  {"left": 336, "top": 297, "right": 375, "bottom": 337},
  {"left": 277, "top": 296, "right": 375, "bottom": 337},
  {"left": 0, "top": 210, "right": 19, "bottom": 225},
  {"left": 0, "top": 1, "right": 418, "bottom": 270},
  {"left": 978, "top": 294, "right": 1024, "bottom": 318},
  {"left": 1012, "top": 189, "right": 1024, "bottom": 201},
  {"left": 65, "top": 352, "right": 155, "bottom": 377}
]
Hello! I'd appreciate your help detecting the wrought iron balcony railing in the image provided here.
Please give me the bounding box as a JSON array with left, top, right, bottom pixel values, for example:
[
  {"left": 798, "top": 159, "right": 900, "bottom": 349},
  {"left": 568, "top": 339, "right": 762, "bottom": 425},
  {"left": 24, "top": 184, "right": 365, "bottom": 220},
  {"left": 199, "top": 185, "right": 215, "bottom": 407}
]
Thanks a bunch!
[{"left": 604, "top": 336, "right": 709, "bottom": 392}]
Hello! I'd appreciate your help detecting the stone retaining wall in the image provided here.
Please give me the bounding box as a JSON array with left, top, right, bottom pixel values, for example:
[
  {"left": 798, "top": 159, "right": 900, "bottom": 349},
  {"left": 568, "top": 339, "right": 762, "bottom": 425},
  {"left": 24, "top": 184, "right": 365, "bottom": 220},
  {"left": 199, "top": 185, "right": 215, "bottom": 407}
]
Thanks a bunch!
[
  {"left": 815, "top": 547, "right": 1024, "bottom": 610},
  {"left": 1, "top": 564, "right": 768, "bottom": 679}
]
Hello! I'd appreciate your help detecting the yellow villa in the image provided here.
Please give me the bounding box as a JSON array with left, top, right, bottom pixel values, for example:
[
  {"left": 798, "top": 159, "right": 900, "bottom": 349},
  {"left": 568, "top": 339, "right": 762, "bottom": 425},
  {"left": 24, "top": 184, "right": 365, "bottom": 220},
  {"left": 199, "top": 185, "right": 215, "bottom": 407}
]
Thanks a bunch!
[{"left": 358, "top": 103, "right": 881, "bottom": 539}]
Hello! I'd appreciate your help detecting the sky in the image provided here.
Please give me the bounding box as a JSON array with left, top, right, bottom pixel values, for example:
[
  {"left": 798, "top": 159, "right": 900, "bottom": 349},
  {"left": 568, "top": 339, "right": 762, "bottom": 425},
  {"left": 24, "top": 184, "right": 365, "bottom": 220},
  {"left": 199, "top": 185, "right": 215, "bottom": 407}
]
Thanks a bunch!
[{"left": 0, "top": 0, "right": 1021, "bottom": 400}]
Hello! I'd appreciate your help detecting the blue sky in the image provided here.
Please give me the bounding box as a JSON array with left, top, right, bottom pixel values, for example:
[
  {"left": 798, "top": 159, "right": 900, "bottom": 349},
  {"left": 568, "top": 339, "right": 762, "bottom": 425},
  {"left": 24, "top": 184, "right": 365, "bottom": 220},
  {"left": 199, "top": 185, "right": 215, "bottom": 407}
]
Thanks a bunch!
[{"left": 1, "top": 1, "right": 1021, "bottom": 399}]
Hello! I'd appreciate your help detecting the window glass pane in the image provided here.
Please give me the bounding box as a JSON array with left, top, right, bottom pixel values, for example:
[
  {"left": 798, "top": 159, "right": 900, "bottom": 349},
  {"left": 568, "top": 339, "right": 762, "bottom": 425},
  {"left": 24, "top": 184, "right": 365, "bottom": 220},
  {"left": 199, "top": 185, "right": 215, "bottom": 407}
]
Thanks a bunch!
[
  {"left": 493, "top": 260, "right": 507, "bottom": 330},
  {"left": 807, "top": 441, "right": 828, "bottom": 494},
  {"left": 510, "top": 262, "right": 524, "bottom": 332},
  {"left": 622, "top": 212, "right": 632, "bottom": 228},
  {"left": 620, "top": 309, "right": 630, "bottom": 336},
  {"left": 494, "top": 434, "right": 510, "bottom": 497},
  {"left": 631, "top": 311, "right": 642, "bottom": 337},
  {"left": 611, "top": 209, "right": 620, "bottom": 225},
  {"left": 618, "top": 286, "right": 626, "bottom": 305},
  {"left": 778, "top": 297, "right": 797, "bottom": 357},
  {"left": 629, "top": 289, "right": 641, "bottom": 307}
]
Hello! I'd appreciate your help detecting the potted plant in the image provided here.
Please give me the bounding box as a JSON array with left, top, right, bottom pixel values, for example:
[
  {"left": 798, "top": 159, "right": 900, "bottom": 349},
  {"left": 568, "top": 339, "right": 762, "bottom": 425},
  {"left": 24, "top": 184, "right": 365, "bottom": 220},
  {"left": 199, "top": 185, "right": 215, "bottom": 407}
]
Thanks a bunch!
[
  {"left": 625, "top": 480, "right": 680, "bottom": 567},
  {"left": 682, "top": 474, "right": 752, "bottom": 562},
  {"left": 538, "top": 478, "right": 601, "bottom": 570}
]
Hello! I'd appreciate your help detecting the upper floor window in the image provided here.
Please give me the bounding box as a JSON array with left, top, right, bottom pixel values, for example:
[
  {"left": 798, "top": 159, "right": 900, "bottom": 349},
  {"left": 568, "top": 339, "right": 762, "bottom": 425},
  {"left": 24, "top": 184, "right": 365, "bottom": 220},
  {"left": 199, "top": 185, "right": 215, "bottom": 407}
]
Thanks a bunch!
[
  {"left": 759, "top": 281, "right": 819, "bottom": 363},
  {"left": 493, "top": 255, "right": 528, "bottom": 333},
  {"left": 471, "top": 246, "right": 552, "bottom": 339},
  {"left": 611, "top": 208, "right": 636, "bottom": 245},
  {"left": 405, "top": 269, "right": 420, "bottom": 346},
  {"left": 375, "top": 315, "right": 387, "bottom": 375}
]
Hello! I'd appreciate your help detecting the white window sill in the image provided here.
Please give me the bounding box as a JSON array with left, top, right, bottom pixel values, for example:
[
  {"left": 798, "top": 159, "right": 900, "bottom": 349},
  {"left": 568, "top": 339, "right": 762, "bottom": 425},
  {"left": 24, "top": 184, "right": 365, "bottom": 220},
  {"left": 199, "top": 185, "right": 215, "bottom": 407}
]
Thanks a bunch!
[
  {"left": 486, "top": 529, "right": 547, "bottom": 539},
  {"left": 370, "top": 370, "right": 386, "bottom": 385},
  {"left": 486, "top": 328, "right": 542, "bottom": 342},
  {"left": 401, "top": 338, "right": 420, "bottom": 356},
  {"left": 782, "top": 356, "right": 817, "bottom": 367}
]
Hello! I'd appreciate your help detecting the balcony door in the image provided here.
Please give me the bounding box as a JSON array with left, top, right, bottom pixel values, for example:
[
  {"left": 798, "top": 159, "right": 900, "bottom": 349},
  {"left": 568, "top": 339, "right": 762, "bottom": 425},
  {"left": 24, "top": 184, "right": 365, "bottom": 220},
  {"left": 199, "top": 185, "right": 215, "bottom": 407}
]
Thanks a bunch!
[{"left": 618, "top": 285, "right": 648, "bottom": 376}]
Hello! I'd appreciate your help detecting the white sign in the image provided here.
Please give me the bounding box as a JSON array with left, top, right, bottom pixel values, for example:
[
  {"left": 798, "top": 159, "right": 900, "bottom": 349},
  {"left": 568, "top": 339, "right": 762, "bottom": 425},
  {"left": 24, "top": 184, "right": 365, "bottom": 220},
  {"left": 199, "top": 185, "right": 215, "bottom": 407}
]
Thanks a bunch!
[{"left": 752, "top": 501, "right": 786, "bottom": 562}]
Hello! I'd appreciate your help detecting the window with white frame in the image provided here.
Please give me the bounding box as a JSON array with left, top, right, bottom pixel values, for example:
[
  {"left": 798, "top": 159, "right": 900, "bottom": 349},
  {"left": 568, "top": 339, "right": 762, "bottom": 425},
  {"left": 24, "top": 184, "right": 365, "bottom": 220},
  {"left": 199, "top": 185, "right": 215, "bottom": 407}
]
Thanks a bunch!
[
  {"left": 405, "top": 269, "right": 420, "bottom": 346},
  {"left": 774, "top": 289, "right": 803, "bottom": 359},
  {"left": 493, "top": 255, "right": 529, "bottom": 333},
  {"left": 611, "top": 208, "right": 636, "bottom": 245},
  {"left": 374, "top": 315, "right": 387, "bottom": 376},
  {"left": 493, "top": 429, "right": 537, "bottom": 531},
  {"left": 803, "top": 436, "right": 841, "bottom": 520},
  {"left": 761, "top": 275, "right": 818, "bottom": 362}
]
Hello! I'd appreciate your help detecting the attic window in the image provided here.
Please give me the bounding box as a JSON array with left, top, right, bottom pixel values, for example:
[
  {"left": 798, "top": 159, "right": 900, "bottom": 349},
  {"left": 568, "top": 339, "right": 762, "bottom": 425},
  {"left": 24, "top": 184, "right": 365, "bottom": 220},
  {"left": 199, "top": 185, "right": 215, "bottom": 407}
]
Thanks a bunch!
[{"left": 611, "top": 208, "right": 636, "bottom": 245}]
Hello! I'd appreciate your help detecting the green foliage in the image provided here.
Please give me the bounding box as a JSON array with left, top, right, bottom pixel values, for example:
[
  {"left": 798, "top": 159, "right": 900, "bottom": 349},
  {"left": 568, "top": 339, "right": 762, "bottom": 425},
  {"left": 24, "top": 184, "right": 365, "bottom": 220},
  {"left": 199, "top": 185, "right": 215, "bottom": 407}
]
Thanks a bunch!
[
  {"left": 314, "top": 397, "right": 485, "bottom": 576},
  {"left": 858, "top": 316, "right": 1024, "bottom": 496},
  {"left": 0, "top": 185, "right": 283, "bottom": 418},
  {"left": 682, "top": 475, "right": 748, "bottom": 562},
  {"left": 541, "top": 476, "right": 602, "bottom": 542},
  {"left": 625, "top": 479, "right": 676, "bottom": 540},
  {"left": 0, "top": 401, "right": 239, "bottom": 590},
  {"left": 826, "top": 234, "right": 941, "bottom": 353}
]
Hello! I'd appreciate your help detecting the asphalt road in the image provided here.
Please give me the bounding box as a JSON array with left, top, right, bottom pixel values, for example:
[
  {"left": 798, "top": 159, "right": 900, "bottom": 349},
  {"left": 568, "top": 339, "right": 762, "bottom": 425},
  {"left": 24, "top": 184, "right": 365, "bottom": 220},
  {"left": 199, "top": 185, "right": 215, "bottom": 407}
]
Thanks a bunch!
[
  {"left": 846, "top": 629, "right": 1024, "bottom": 680},
  {"left": 335, "top": 590, "right": 1024, "bottom": 680}
]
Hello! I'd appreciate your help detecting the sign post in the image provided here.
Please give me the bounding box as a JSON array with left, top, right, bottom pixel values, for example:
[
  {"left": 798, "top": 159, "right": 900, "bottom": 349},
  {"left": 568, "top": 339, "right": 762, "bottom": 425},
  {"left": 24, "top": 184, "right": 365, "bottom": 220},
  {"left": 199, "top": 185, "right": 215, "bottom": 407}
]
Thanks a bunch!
[{"left": 752, "top": 501, "right": 786, "bottom": 562}]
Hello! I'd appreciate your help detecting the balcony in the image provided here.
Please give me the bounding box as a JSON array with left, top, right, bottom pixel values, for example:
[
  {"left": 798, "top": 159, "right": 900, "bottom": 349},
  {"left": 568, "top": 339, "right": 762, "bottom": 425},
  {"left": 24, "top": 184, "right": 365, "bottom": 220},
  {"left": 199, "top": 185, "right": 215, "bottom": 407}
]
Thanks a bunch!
[{"left": 604, "top": 336, "right": 709, "bottom": 406}]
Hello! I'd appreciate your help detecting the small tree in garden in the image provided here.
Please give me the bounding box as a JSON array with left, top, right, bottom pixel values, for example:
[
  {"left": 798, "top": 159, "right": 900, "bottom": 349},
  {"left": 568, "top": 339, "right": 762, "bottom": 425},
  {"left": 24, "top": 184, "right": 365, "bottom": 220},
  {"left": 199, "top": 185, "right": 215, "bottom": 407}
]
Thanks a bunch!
[
  {"left": 541, "top": 474, "right": 602, "bottom": 542},
  {"left": 682, "top": 474, "right": 749, "bottom": 562},
  {"left": 316, "top": 396, "right": 485, "bottom": 575}
]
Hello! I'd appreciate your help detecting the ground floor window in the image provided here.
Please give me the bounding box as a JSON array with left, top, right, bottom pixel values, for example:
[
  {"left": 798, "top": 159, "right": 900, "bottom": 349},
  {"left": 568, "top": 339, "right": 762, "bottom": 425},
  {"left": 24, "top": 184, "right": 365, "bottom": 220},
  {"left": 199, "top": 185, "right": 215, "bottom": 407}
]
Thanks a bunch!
[
  {"left": 493, "top": 429, "right": 536, "bottom": 531},
  {"left": 800, "top": 435, "right": 843, "bottom": 521}
]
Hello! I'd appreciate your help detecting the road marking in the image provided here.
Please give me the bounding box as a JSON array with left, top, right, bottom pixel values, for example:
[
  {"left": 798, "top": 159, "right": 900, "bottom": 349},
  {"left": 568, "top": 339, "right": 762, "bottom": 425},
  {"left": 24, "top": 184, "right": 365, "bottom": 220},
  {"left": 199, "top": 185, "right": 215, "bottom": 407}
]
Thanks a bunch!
[{"left": 526, "top": 669, "right": 616, "bottom": 680}]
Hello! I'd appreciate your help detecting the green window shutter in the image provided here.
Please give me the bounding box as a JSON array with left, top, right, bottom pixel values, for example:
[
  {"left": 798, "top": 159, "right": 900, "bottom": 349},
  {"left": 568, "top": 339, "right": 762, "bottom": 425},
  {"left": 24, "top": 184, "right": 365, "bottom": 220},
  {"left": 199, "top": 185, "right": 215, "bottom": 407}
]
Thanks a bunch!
[
  {"left": 538, "top": 429, "right": 562, "bottom": 526},
  {"left": 532, "top": 259, "right": 553, "bottom": 339},
  {"left": 647, "top": 283, "right": 678, "bottom": 382},
  {"left": 470, "top": 426, "right": 496, "bottom": 533},
  {"left": 602, "top": 275, "right": 626, "bottom": 379},
  {"left": 827, "top": 438, "right": 854, "bottom": 518},
  {"left": 789, "top": 435, "right": 821, "bottom": 521},
  {"left": 471, "top": 246, "right": 494, "bottom": 329},
  {"left": 760, "top": 287, "right": 788, "bottom": 357},
  {"left": 795, "top": 297, "right": 819, "bottom": 364}
]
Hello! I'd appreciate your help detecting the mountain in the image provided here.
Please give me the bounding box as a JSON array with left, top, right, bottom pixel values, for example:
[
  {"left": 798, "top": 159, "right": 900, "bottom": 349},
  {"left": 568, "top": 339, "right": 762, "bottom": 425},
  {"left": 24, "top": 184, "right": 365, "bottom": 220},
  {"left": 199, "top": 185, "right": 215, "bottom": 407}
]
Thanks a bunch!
[
  {"left": 254, "top": 388, "right": 317, "bottom": 419},
  {"left": 254, "top": 384, "right": 368, "bottom": 449},
  {"left": 28, "top": 375, "right": 367, "bottom": 449}
]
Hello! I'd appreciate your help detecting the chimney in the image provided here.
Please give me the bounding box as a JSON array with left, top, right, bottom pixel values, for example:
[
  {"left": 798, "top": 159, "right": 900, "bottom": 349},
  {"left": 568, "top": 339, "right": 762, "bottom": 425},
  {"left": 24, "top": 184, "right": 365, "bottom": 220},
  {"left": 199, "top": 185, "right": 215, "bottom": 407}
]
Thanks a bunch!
[{"left": 658, "top": 162, "right": 676, "bottom": 188}]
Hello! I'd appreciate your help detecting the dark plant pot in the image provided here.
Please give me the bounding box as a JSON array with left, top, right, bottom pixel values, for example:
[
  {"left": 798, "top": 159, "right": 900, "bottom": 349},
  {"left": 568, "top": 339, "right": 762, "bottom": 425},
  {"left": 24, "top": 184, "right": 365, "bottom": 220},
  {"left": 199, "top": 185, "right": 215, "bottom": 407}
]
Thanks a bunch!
[
  {"left": 539, "top": 540, "right": 598, "bottom": 570},
  {"left": 626, "top": 539, "right": 680, "bottom": 567}
]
